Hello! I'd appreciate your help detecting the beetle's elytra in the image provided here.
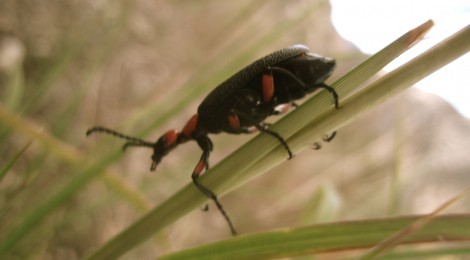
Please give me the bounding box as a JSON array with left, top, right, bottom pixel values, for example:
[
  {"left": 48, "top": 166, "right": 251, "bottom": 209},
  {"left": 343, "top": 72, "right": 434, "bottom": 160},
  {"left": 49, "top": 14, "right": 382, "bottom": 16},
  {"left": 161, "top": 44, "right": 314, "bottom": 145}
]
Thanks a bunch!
[{"left": 87, "top": 44, "right": 338, "bottom": 235}]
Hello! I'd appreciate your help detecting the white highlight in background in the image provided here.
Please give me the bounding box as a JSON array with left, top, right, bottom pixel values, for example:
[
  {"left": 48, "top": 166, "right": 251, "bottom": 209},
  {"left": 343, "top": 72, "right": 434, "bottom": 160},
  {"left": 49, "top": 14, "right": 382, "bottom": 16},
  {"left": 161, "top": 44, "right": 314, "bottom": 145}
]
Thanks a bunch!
[{"left": 330, "top": 0, "right": 470, "bottom": 118}]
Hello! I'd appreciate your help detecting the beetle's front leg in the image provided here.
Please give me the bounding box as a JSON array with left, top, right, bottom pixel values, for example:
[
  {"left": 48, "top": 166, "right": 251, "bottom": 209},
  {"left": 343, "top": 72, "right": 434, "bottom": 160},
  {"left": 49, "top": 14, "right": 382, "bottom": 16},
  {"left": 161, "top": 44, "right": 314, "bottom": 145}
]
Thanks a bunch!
[
  {"left": 191, "top": 136, "right": 215, "bottom": 202},
  {"left": 191, "top": 136, "right": 237, "bottom": 235},
  {"left": 191, "top": 136, "right": 213, "bottom": 178}
]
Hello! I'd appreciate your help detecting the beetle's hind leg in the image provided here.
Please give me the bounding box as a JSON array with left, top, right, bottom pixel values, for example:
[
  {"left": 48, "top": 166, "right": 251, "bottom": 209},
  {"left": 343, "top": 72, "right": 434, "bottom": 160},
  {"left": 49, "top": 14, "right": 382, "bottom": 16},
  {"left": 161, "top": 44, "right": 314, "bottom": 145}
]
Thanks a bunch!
[
  {"left": 315, "top": 83, "right": 339, "bottom": 109},
  {"left": 268, "top": 67, "right": 339, "bottom": 109}
]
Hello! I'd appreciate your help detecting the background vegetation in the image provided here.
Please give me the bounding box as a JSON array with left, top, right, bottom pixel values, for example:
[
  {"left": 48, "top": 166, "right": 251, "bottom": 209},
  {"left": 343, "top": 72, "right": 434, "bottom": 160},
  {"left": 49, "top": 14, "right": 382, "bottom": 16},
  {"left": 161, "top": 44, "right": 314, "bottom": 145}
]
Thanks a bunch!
[{"left": 0, "top": 1, "right": 469, "bottom": 259}]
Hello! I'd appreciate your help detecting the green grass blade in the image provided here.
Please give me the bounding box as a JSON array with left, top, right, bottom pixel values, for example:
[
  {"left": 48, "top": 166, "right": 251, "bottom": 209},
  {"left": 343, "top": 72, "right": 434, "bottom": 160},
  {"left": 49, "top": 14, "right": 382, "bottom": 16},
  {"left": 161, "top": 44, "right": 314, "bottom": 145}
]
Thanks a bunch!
[
  {"left": 359, "top": 186, "right": 470, "bottom": 259},
  {"left": 158, "top": 214, "right": 470, "bottom": 260},
  {"left": 0, "top": 141, "right": 31, "bottom": 183}
]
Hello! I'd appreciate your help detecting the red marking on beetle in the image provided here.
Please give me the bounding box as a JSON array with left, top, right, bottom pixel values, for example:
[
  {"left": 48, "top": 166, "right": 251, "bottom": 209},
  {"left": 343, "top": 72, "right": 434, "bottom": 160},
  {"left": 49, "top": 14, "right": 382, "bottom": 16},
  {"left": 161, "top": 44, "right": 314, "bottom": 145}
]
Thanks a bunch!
[
  {"left": 228, "top": 114, "right": 240, "bottom": 129},
  {"left": 182, "top": 114, "right": 198, "bottom": 138},
  {"left": 163, "top": 130, "right": 178, "bottom": 148},
  {"left": 193, "top": 161, "right": 206, "bottom": 177},
  {"left": 262, "top": 74, "right": 274, "bottom": 103}
]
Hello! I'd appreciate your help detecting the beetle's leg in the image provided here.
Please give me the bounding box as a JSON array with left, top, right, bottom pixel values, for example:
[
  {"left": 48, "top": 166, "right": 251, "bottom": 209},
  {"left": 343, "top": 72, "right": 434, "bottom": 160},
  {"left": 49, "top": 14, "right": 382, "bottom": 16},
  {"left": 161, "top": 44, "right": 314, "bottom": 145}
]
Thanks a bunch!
[
  {"left": 191, "top": 136, "right": 213, "bottom": 177},
  {"left": 267, "top": 67, "right": 339, "bottom": 148},
  {"left": 255, "top": 123, "right": 294, "bottom": 159},
  {"left": 229, "top": 89, "right": 293, "bottom": 159},
  {"left": 311, "top": 143, "right": 321, "bottom": 150},
  {"left": 311, "top": 131, "right": 336, "bottom": 150},
  {"left": 314, "top": 83, "right": 339, "bottom": 109},
  {"left": 323, "top": 131, "right": 336, "bottom": 142},
  {"left": 191, "top": 136, "right": 237, "bottom": 235},
  {"left": 268, "top": 67, "right": 339, "bottom": 109},
  {"left": 230, "top": 107, "right": 294, "bottom": 160}
]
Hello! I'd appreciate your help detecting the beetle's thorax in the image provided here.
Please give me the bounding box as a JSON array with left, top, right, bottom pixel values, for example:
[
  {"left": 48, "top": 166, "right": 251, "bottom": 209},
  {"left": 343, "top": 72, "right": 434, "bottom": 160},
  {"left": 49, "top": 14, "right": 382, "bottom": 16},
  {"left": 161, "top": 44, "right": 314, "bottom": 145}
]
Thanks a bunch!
[{"left": 180, "top": 113, "right": 208, "bottom": 140}]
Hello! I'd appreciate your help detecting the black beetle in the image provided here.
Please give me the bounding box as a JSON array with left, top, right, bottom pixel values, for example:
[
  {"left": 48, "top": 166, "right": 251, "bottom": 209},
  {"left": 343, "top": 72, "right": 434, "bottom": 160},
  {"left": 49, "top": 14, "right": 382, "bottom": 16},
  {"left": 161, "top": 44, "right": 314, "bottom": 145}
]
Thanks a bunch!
[{"left": 87, "top": 44, "right": 338, "bottom": 235}]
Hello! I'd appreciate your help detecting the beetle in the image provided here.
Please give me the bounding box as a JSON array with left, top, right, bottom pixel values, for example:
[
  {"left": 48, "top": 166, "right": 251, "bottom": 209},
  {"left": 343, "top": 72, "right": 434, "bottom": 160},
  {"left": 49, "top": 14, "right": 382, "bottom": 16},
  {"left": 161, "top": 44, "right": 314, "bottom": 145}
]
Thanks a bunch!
[{"left": 86, "top": 44, "right": 338, "bottom": 235}]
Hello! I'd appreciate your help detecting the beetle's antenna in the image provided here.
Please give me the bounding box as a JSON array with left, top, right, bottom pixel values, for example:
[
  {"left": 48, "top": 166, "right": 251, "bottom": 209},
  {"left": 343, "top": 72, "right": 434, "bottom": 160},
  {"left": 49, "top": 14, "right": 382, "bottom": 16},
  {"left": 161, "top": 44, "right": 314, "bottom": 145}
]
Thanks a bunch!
[{"left": 86, "top": 126, "right": 154, "bottom": 148}]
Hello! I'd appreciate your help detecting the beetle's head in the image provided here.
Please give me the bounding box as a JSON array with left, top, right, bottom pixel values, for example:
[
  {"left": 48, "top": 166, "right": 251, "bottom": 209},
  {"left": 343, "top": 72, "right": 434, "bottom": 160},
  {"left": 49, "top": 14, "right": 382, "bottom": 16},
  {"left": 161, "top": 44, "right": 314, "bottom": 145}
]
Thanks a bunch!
[
  {"left": 126, "top": 114, "right": 199, "bottom": 171},
  {"left": 147, "top": 130, "right": 180, "bottom": 171}
]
